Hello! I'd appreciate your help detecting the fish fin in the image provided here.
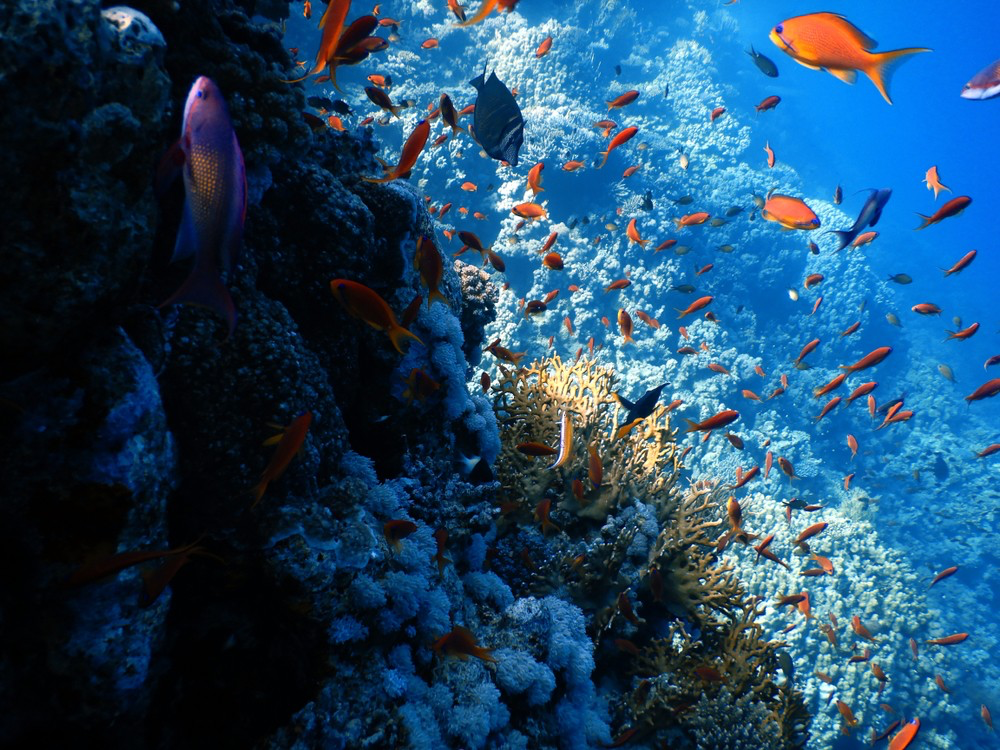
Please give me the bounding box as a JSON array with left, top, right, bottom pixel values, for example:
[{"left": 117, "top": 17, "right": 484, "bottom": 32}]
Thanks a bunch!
[
  {"left": 457, "top": 0, "right": 498, "bottom": 27},
  {"left": 597, "top": 151, "right": 609, "bottom": 169},
  {"left": 865, "top": 47, "right": 932, "bottom": 105},
  {"left": 828, "top": 67, "right": 857, "bottom": 85},
  {"left": 159, "top": 261, "right": 237, "bottom": 339},
  {"left": 428, "top": 289, "right": 450, "bottom": 308},
  {"left": 913, "top": 212, "right": 933, "bottom": 230},
  {"left": 154, "top": 140, "right": 185, "bottom": 199},
  {"left": 387, "top": 323, "right": 424, "bottom": 354},
  {"left": 828, "top": 229, "right": 855, "bottom": 251},
  {"left": 170, "top": 199, "right": 199, "bottom": 264},
  {"left": 683, "top": 418, "right": 700, "bottom": 433},
  {"left": 792, "top": 59, "right": 823, "bottom": 71},
  {"left": 614, "top": 393, "right": 635, "bottom": 411}
]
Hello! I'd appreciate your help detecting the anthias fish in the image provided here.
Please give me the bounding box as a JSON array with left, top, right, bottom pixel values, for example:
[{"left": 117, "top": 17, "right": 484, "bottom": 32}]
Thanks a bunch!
[
  {"left": 158, "top": 77, "right": 247, "bottom": 338},
  {"left": 769, "top": 13, "right": 930, "bottom": 104},
  {"left": 961, "top": 59, "right": 1000, "bottom": 99}
]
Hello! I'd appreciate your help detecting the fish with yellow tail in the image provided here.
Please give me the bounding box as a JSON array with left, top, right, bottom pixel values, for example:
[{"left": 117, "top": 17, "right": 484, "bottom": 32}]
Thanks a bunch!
[
  {"left": 330, "top": 279, "right": 424, "bottom": 353},
  {"left": 157, "top": 77, "right": 247, "bottom": 339},
  {"left": 769, "top": 12, "right": 930, "bottom": 105}
]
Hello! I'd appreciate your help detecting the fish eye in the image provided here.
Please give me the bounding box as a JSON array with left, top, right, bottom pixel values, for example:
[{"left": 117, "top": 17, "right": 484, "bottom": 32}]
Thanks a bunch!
[{"left": 775, "top": 24, "right": 783, "bottom": 33}]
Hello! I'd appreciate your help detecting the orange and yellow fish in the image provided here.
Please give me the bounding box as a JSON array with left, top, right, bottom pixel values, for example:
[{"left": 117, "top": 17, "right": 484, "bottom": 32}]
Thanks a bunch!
[{"left": 769, "top": 12, "right": 930, "bottom": 105}]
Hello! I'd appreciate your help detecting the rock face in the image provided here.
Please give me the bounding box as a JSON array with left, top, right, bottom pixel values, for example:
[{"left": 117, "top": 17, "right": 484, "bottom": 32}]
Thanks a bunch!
[{"left": 0, "top": 0, "right": 502, "bottom": 747}]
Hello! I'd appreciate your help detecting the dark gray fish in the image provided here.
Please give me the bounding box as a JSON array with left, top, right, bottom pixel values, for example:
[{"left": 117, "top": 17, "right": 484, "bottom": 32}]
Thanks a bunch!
[
  {"left": 747, "top": 45, "right": 779, "bottom": 77},
  {"left": 777, "top": 650, "right": 794, "bottom": 681},
  {"left": 615, "top": 64, "right": 622, "bottom": 76},
  {"left": 725, "top": 205, "right": 744, "bottom": 217},
  {"left": 672, "top": 284, "right": 695, "bottom": 293},
  {"left": 641, "top": 190, "right": 653, "bottom": 211},
  {"left": 887, "top": 273, "right": 912, "bottom": 284},
  {"left": 331, "top": 99, "right": 352, "bottom": 115},
  {"left": 469, "top": 68, "right": 524, "bottom": 166},
  {"left": 614, "top": 383, "right": 669, "bottom": 425},
  {"left": 664, "top": 84, "right": 669, "bottom": 98},
  {"left": 876, "top": 394, "right": 906, "bottom": 414},
  {"left": 307, "top": 96, "right": 334, "bottom": 110},
  {"left": 829, "top": 188, "right": 892, "bottom": 251},
  {"left": 671, "top": 195, "right": 694, "bottom": 205}
]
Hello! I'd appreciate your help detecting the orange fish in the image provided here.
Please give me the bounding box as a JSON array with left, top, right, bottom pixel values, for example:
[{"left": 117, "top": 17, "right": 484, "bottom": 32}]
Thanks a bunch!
[
  {"left": 769, "top": 13, "right": 930, "bottom": 104},
  {"left": 622, "top": 164, "right": 641, "bottom": 178},
  {"left": 915, "top": 195, "right": 972, "bottom": 229},
  {"left": 676, "top": 295, "right": 713, "bottom": 318},
  {"left": 945, "top": 322, "right": 979, "bottom": 340},
  {"left": 847, "top": 434, "right": 858, "bottom": 459},
  {"left": 605, "top": 279, "right": 632, "bottom": 293},
  {"left": 836, "top": 699, "right": 859, "bottom": 727},
  {"left": 363, "top": 119, "right": 430, "bottom": 183},
  {"left": 606, "top": 90, "right": 640, "bottom": 110},
  {"left": 527, "top": 161, "right": 545, "bottom": 193},
  {"left": 543, "top": 252, "right": 563, "bottom": 271},
  {"left": 562, "top": 160, "right": 585, "bottom": 172},
  {"left": 383, "top": 519, "right": 418, "bottom": 552},
  {"left": 535, "top": 35, "right": 552, "bottom": 58},
  {"left": 941, "top": 248, "right": 977, "bottom": 276},
  {"left": 762, "top": 193, "right": 820, "bottom": 230},
  {"left": 888, "top": 718, "right": 920, "bottom": 750},
  {"left": 597, "top": 125, "right": 638, "bottom": 168},
  {"left": 433, "top": 625, "right": 497, "bottom": 662},
  {"left": 618, "top": 309, "right": 635, "bottom": 345},
  {"left": 252, "top": 410, "right": 313, "bottom": 506},
  {"left": 710, "top": 106, "right": 726, "bottom": 122},
  {"left": 421, "top": 38, "right": 439, "bottom": 49},
  {"left": 626, "top": 218, "right": 649, "bottom": 247},
  {"left": 840, "top": 346, "right": 892, "bottom": 373},
  {"left": 764, "top": 141, "right": 775, "bottom": 168},
  {"left": 924, "top": 165, "right": 950, "bottom": 199},
  {"left": 684, "top": 410, "right": 739, "bottom": 433},
  {"left": 331, "top": 279, "right": 424, "bottom": 353},
  {"left": 924, "top": 632, "right": 968, "bottom": 645},
  {"left": 415, "top": 235, "right": 448, "bottom": 308},
  {"left": 966, "top": 378, "right": 1000, "bottom": 403},
  {"left": 675, "top": 211, "right": 711, "bottom": 228},
  {"left": 512, "top": 202, "right": 547, "bottom": 219},
  {"left": 929, "top": 565, "right": 958, "bottom": 587}
]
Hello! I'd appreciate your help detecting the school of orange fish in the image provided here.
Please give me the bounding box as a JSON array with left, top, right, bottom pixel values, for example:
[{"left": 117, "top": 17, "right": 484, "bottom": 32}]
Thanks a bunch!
[{"left": 283, "top": 3, "right": 1000, "bottom": 747}]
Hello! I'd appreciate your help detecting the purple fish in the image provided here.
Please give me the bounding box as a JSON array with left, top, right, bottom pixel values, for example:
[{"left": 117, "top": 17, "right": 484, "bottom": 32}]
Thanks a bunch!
[
  {"left": 961, "top": 59, "right": 1000, "bottom": 100},
  {"left": 158, "top": 76, "right": 246, "bottom": 337}
]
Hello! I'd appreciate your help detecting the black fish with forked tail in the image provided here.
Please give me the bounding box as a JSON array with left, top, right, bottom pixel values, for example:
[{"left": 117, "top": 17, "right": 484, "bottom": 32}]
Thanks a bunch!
[
  {"left": 469, "top": 67, "right": 524, "bottom": 166},
  {"left": 613, "top": 382, "right": 669, "bottom": 425}
]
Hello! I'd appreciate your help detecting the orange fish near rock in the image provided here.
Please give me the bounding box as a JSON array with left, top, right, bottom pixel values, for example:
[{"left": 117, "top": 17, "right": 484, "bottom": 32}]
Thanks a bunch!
[
  {"left": 768, "top": 12, "right": 930, "bottom": 105},
  {"left": 363, "top": 119, "right": 430, "bottom": 183},
  {"left": 331, "top": 279, "right": 424, "bottom": 353}
]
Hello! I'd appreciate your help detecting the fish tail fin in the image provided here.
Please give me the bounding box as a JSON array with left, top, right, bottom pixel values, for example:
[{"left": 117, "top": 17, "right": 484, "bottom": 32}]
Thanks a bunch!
[
  {"left": 637, "top": 238, "right": 650, "bottom": 248},
  {"left": 829, "top": 229, "right": 855, "bottom": 251},
  {"left": 387, "top": 324, "right": 424, "bottom": 354},
  {"left": 597, "top": 151, "right": 609, "bottom": 169},
  {"left": 428, "top": 289, "right": 450, "bottom": 308},
  {"left": 159, "top": 264, "right": 237, "bottom": 340},
  {"left": 914, "top": 212, "right": 934, "bottom": 230},
  {"left": 250, "top": 479, "right": 268, "bottom": 508},
  {"left": 623, "top": 332, "right": 635, "bottom": 345},
  {"left": 683, "top": 418, "right": 700, "bottom": 433},
  {"left": 456, "top": 0, "right": 497, "bottom": 26},
  {"left": 450, "top": 123, "right": 466, "bottom": 136},
  {"left": 865, "top": 47, "right": 932, "bottom": 105}
]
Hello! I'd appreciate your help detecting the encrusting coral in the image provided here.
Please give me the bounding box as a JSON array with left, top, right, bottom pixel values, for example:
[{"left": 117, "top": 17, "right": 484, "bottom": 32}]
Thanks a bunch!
[{"left": 489, "top": 355, "right": 809, "bottom": 748}]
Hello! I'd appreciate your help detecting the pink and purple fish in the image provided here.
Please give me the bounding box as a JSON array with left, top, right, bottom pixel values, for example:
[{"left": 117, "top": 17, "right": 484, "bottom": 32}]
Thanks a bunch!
[{"left": 158, "top": 76, "right": 246, "bottom": 338}]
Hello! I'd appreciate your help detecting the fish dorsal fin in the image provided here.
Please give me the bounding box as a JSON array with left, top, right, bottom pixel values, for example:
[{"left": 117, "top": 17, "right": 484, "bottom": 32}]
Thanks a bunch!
[
  {"left": 828, "top": 67, "right": 858, "bottom": 84},
  {"left": 819, "top": 12, "right": 878, "bottom": 50}
]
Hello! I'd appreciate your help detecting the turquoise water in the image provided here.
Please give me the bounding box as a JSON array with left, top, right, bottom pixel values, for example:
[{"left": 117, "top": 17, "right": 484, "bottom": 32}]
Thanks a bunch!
[{"left": 285, "top": 2, "right": 999, "bottom": 747}]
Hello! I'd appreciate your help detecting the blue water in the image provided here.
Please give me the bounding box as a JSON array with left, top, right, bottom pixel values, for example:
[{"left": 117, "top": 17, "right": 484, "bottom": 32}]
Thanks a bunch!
[{"left": 286, "top": 2, "right": 999, "bottom": 747}]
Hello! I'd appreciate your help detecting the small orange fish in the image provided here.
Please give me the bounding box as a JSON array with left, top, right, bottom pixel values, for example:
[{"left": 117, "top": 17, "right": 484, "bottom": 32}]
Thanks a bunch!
[
  {"left": 764, "top": 141, "right": 775, "bottom": 168},
  {"left": 421, "top": 38, "right": 440, "bottom": 49},
  {"left": 433, "top": 625, "right": 497, "bottom": 662},
  {"left": 512, "top": 202, "right": 547, "bottom": 219},
  {"left": 535, "top": 35, "right": 553, "bottom": 58},
  {"left": 626, "top": 218, "right": 649, "bottom": 247},
  {"left": 526, "top": 161, "right": 545, "bottom": 194},
  {"left": 618, "top": 309, "right": 635, "bottom": 345},
  {"left": 252, "top": 411, "right": 313, "bottom": 506},
  {"left": 710, "top": 106, "right": 726, "bottom": 122},
  {"left": 924, "top": 632, "right": 968, "bottom": 645},
  {"left": 676, "top": 295, "right": 713, "bottom": 319},
  {"left": 383, "top": 519, "right": 418, "bottom": 552},
  {"left": 606, "top": 90, "right": 640, "bottom": 110},
  {"left": 852, "top": 615, "right": 877, "bottom": 642},
  {"left": 675, "top": 211, "right": 711, "bottom": 228},
  {"left": 331, "top": 279, "right": 424, "bottom": 353},
  {"left": 363, "top": 119, "right": 430, "bottom": 183},
  {"left": 598, "top": 125, "right": 638, "bottom": 169}
]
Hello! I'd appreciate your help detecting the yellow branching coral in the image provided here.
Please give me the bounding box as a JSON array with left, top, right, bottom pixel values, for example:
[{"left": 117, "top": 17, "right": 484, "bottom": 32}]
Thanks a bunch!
[{"left": 492, "top": 356, "right": 681, "bottom": 523}]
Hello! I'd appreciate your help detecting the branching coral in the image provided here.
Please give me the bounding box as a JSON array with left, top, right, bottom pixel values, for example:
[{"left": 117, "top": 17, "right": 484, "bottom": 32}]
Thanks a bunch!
[{"left": 492, "top": 355, "right": 681, "bottom": 524}]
